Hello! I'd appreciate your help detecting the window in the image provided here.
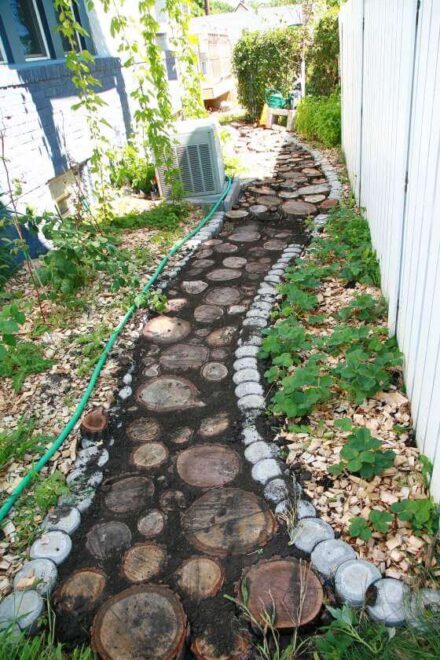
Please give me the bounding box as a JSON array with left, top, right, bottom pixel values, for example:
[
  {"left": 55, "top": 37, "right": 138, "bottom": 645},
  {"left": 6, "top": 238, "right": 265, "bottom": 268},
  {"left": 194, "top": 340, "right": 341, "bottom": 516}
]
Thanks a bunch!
[
  {"left": 165, "top": 50, "right": 177, "bottom": 81},
  {"left": 0, "top": 35, "right": 6, "bottom": 63},
  {"left": 55, "top": 1, "right": 84, "bottom": 53},
  {"left": 9, "top": 0, "right": 49, "bottom": 60}
]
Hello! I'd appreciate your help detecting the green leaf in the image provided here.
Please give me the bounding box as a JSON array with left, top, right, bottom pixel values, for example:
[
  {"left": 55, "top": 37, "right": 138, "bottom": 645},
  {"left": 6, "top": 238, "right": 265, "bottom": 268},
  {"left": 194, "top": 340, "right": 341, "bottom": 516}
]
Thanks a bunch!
[
  {"left": 349, "top": 517, "right": 372, "bottom": 540},
  {"left": 334, "top": 418, "right": 353, "bottom": 432}
]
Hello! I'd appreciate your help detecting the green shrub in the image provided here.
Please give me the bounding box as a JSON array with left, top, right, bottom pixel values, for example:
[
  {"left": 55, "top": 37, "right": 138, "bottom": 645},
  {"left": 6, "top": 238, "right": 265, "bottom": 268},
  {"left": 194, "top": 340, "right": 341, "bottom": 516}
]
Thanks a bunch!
[
  {"left": 307, "top": 8, "right": 340, "bottom": 96},
  {"left": 110, "top": 143, "right": 155, "bottom": 196},
  {"left": 294, "top": 92, "right": 341, "bottom": 147},
  {"left": 232, "top": 27, "right": 302, "bottom": 120}
]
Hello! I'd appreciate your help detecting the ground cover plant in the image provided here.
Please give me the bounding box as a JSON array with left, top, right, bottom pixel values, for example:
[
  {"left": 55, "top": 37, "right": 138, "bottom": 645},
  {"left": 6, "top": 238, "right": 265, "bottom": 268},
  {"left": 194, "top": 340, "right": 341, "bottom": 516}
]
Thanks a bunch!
[
  {"left": 261, "top": 203, "right": 439, "bottom": 586},
  {"left": 294, "top": 92, "right": 341, "bottom": 147}
]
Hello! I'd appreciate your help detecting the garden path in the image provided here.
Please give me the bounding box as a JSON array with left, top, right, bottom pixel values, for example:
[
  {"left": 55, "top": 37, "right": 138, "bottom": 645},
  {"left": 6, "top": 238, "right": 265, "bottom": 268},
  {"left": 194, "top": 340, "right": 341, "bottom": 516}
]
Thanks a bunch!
[{"left": 52, "top": 126, "right": 336, "bottom": 658}]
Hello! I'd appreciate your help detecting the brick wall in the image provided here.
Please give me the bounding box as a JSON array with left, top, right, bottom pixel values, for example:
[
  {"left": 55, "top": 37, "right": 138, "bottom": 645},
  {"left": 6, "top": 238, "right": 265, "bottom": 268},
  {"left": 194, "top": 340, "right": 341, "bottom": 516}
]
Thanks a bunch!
[{"left": 0, "top": 57, "right": 131, "bottom": 214}]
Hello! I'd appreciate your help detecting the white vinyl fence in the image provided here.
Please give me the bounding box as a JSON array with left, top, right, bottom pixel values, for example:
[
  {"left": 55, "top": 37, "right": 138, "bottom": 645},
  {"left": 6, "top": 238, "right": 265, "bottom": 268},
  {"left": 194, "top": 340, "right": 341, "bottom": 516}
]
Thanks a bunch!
[{"left": 339, "top": 0, "right": 440, "bottom": 500}]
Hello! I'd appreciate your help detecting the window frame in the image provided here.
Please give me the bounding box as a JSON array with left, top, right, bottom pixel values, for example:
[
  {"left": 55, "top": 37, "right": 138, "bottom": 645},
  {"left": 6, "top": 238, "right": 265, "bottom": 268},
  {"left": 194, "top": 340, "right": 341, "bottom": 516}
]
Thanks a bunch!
[{"left": 0, "top": 34, "right": 6, "bottom": 63}]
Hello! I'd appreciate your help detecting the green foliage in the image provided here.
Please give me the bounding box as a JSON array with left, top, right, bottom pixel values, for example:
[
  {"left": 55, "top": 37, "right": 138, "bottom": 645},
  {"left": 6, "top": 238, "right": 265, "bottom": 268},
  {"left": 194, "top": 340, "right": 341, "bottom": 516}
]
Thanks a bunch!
[
  {"left": 339, "top": 293, "right": 387, "bottom": 323},
  {"left": 210, "top": 0, "right": 233, "bottom": 13},
  {"left": 232, "top": 27, "right": 303, "bottom": 119},
  {"left": 391, "top": 498, "right": 439, "bottom": 536},
  {"left": 329, "top": 427, "right": 396, "bottom": 479},
  {"left": 9, "top": 471, "right": 68, "bottom": 552},
  {"left": 348, "top": 516, "right": 371, "bottom": 541},
  {"left": 272, "top": 356, "right": 333, "bottom": 419},
  {"left": 0, "top": 304, "right": 53, "bottom": 391},
  {"left": 74, "top": 324, "right": 110, "bottom": 378},
  {"left": 306, "top": 7, "right": 340, "bottom": 96},
  {"left": 134, "top": 290, "right": 167, "bottom": 312},
  {"left": 369, "top": 509, "right": 393, "bottom": 533},
  {"left": 294, "top": 92, "right": 341, "bottom": 147},
  {"left": 110, "top": 201, "right": 190, "bottom": 232},
  {"left": 314, "top": 604, "right": 440, "bottom": 659},
  {"left": 0, "top": 417, "right": 49, "bottom": 468},
  {"left": 0, "top": 612, "right": 94, "bottom": 659},
  {"left": 110, "top": 143, "right": 155, "bottom": 195}
]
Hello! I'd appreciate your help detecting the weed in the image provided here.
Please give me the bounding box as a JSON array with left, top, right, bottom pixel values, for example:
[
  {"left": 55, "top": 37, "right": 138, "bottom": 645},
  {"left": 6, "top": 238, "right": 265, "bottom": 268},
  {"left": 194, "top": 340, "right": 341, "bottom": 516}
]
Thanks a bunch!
[
  {"left": 339, "top": 293, "right": 387, "bottom": 323},
  {"left": 110, "top": 201, "right": 190, "bottom": 232},
  {"left": 9, "top": 471, "right": 68, "bottom": 552},
  {"left": 74, "top": 324, "right": 110, "bottom": 378},
  {"left": 0, "top": 417, "right": 49, "bottom": 468},
  {"left": 329, "top": 427, "right": 396, "bottom": 479},
  {"left": 391, "top": 498, "right": 439, "bottom": 536}
]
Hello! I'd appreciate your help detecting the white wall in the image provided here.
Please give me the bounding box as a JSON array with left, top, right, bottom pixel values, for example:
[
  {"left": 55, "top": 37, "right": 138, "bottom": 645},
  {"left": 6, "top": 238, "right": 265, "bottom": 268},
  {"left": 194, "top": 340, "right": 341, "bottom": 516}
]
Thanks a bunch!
[{"left": 340, "top": 0, "right": 440, "bottom": 500}]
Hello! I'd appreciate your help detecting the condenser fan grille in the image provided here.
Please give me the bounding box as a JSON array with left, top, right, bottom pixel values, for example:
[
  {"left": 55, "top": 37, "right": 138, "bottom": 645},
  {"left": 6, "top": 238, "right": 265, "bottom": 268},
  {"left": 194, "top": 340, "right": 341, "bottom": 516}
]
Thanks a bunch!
[{"left": 176, "top": 143, "right": 215, "bottom": 195}]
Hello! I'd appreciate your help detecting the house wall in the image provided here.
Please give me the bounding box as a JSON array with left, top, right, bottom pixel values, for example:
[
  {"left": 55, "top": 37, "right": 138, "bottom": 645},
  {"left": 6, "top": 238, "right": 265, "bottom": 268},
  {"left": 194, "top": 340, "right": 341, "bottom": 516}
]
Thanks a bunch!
[
  {"left": 0, "top": 1, "right": 182, "bottom": 215},
  {"left": 339, "top": 0, "right": 440, "bottom": 500}
]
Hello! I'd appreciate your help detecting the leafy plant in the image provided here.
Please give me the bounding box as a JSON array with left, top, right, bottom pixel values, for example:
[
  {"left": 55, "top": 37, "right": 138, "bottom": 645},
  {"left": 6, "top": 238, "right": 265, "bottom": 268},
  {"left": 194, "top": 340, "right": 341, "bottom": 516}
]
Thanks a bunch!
[
  {"left": 0, "top": 417, "right": 49, "bottom": 468},
  {"left": 294, "top": 92, "right": 341, "bottom": 147},
  {"left": 369, "top": 509, "right": 393, "bottom": 533},
  {"left": 348, "top": 517, "right": 372, "bottom": 541},
  {"left": 232, "top": 27, "right": 303, "bottom": 119},
  {"left": 306, "top": 7, "right": 340, "bottom": 97},
  {"left": 74, "top": 324, "right": 110, "bottom": 378},
  {"left": 109, "top": 142, "right": 155, "bottom": 195},
  {"left": 272, "top": 356, "right": 333, "bottom": 419},
  {"left": 391, "top": 498, "right": 439, "bottom": 536},
  {"left": 8, "top": 471, "right": 68, "bottom": 552},
  {"left": 339, "top": 293, "right": 387, "bottom": 323},
  {"left": 110, "top": 201, "right": 190, "bottom": 232},
  {"left": 0, "top": 304, "right": 53, "bottom": 391},
  {"left": 329, "top": 427, "right": 396, "bottom": 479}
]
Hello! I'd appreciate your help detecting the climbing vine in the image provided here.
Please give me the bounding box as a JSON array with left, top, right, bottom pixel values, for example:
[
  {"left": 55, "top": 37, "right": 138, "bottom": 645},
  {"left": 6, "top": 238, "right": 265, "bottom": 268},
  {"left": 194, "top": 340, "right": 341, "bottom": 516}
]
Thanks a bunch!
[{"left": 54, "top": 0, "right": 114, "bottom": 221}]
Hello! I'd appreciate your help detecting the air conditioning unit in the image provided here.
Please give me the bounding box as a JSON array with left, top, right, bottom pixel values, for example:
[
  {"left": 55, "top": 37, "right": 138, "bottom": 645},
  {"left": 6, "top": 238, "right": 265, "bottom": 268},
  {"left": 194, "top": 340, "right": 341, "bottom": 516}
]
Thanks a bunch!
[{"left": 156, "top": 118, "right": 225, "bottom": 198}]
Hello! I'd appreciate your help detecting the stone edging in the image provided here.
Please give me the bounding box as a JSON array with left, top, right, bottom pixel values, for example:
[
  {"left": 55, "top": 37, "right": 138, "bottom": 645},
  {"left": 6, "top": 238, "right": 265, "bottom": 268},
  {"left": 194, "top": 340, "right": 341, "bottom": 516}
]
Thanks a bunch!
[{"left": 0, "top": 211, "right": 226, "bottom": 634}]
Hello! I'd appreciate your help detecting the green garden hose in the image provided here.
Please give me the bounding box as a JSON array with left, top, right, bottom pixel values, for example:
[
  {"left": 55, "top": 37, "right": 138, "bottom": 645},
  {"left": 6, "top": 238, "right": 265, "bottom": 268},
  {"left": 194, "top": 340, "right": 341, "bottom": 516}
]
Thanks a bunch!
[{"left": 0, "top": 177, "right": 232, "bottom": 523}]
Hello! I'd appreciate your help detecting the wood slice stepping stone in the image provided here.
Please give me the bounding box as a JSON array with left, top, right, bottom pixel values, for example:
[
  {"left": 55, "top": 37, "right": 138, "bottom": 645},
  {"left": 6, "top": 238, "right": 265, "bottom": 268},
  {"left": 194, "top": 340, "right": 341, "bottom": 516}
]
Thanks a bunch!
[
  {"left": 175, "top": 557, "right": 224, "bottom": 600},
  {"left": 281, "top": 172, "right": 307, "bottom": 182},
  {"left": 206, "top": 268, "right": 242, "bottom": 282},
  {"left": 142, "top": 316, "right": 191, "bottom": 345},
  {"left": 177, "top": 445, "right": 240, "bottom": 488},
  {"left": 229, "top": 232, "right": 261, "bottom": 243},
  {"left": 197, "top": 248, "right": 214, "bottom": 258},
  {"left": 248, "top": 246, "right": 268, "bottom": 258},
  {"left": 127, "top": 418, "right": 161, "bottom": 444},
  {"left": 199, "top": 413, "right": 230, "bottom": 437},
  {"left": 182, "top": 488, "right": 277, "bottom": 557},
  {"left": 245, "top": 261, "right": 270, "bottom": 274},
  {"left": 263, "top": 240, "right": 287, "bottom": 251},
  {"left": 224, "top": 209, "right": 249, "bottom": 220},
  {"left": 241, "top": 558, "right": 323, "bottom": 629},
  {"left": 181, "top": 280, "right": 209, "bottom": 294},
  {"left": 104, "top": 476, "right": 154, "bottom": 515},
  {"left": 205, "top": 287, "right": 241, "bottom": 306},
  {"left": 304, "top": 194, "right": 326, "bottom": 203},
  {"left": 201, "top": 362, "right": 228, "bottom": 381},
  {"left": 302, "top": 167, "right": 321, "bottom": 176},
  {"left": 170, "top": 426, "right": 193, "bottom": 444},
  {"left": 249, "top": 204, "right": 269, "bottom": 219},
  {"left": 86, "top": 522, "right": 132, "bottom": 560},
  {"left": 256, "top": 195, "right": 281, "bottom": 207},
  {"left": 160, "top": 344, "right": 209, "bottom": 370},
  {"left": 193, "top": 259, "right": 216, "bottom": 269},
  {"left": 122, "top": 543, "right": 167, "bottom": 583},
  {"left": 191, "top": 633, "right": 251, "bottom": 660},
  {"left": 320, "top": 198, "right": 339, "bottom": 209},
  {"left": 206, "top": 326, "right": 236, "bottom": 347},
  {"left": 137, "top": 376, "right": 204, "bottom": 412},
  {"left": 204, "top": 239, "right": 222, "bottom": 246},
  {"left": 92, "top": 585, "right": 187, "bottom": 660},
  {"left": 214, "top": 243, "right": 238, "bottom": 254},
  {"left": 137, "top": 510, "right": 166, "bottom": 538},
  {"left": 282, "top": 199, "right": 317, "bottom": 218},
  {"left": 279, "top": 190, "right": 299, "bottom": 199},
  {"left": 131, "top": 442, "right": 168, "bottom": 469},
  {"left": 223, "top": 256, "right": 247, "bottom": 268},
  {"left": 248, "top": 185, "right": 276, "bottom": 195},
  {"left": 186, "top": 267, "right": 204, "bottom": 278},
  {"left": 56, "top": 568, "right": 106, "bottom": 613},
  {"left": 194, "top": 304, "right": 224, "bottom": 324},
  {"left": 160, "top": 489, "right": 186, "bottom": 511},
  {"left": 296, "top": 184, "right": 330, "bottom": 196}
]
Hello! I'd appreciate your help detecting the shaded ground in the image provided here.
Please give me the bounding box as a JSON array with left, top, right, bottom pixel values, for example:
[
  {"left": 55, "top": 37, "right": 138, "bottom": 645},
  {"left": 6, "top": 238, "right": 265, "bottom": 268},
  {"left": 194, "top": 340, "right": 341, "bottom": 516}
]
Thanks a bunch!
[{"left": 53, "top": 130, "right": 334, "bottom": 658}]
